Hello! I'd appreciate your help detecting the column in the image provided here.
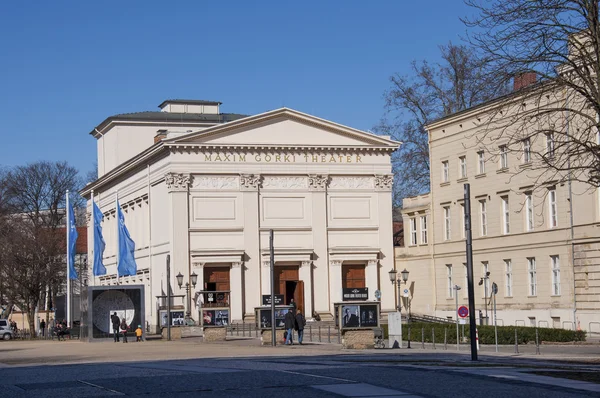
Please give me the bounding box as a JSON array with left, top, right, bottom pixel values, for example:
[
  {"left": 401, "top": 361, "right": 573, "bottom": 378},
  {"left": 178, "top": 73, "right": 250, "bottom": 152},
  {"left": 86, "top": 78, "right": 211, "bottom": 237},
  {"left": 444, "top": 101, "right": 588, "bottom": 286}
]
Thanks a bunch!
[
  {"left": 375, "top": 174, "right": 395, "bottom": 312},
  {"left": 366, "top": 259, "right": 379, "bottom": 301},
  {"left": 261, "top": 260, "right": 272, "bottom": 296},
  {"left": 241, "top": 174, "right": 261, "bottom": 318},
  {"left": 329, "top": 260, "right": 343, "bottom": 305},
  {"left": 192, "top": 261, "right": 205, "bottom": 317},
  {"left": 231, "top": 261, "right": 243, "bottom": 321},
  {"left": 299, "top": 260, "right": 313, "bottom": 316},
  {"left": 166, "top": 172, "right": 192, "bottom": 309},
  {"left": 309, "top": 174, "right": 330, "bottom": 314}
]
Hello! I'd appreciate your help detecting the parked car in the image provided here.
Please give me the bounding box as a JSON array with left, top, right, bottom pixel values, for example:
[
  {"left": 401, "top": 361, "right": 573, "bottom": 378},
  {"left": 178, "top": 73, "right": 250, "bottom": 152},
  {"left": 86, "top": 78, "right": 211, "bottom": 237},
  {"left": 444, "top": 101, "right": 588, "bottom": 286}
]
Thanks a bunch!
[{"left": 0, "top": 319, "right": 13, "bottom": 340}]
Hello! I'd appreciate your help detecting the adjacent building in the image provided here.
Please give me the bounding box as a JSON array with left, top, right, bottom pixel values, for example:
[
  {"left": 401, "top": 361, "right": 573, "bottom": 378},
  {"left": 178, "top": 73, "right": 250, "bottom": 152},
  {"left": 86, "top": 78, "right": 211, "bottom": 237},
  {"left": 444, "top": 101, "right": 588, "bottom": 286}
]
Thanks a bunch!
[{"left": 82, "top": 100, "right": 400, "bottom": 331}]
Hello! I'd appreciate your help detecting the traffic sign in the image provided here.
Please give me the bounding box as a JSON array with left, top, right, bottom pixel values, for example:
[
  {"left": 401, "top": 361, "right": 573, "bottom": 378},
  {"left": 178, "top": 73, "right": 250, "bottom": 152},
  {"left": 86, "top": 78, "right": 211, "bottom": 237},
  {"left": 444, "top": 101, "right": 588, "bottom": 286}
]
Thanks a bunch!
[
  {"left": 458, "top": 306, "right": 469, "bottom": 318},
  {"left": 403, "top": 289, "right": 409, "bottom": 298}
]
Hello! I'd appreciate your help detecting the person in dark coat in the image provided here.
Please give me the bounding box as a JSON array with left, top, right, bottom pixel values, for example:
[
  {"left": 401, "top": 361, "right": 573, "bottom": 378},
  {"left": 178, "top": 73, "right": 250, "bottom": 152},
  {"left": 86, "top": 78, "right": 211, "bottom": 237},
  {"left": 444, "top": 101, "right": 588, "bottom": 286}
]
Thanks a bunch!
[
  {"left": 295, "top": 310, "right": 306, "bottom": 345},
  {"left": 284, "top": 308, "right": 296, "bottom": 345},
  {"left": 120, "top": 318, "right": 129, "bottom": 343},
  {"left": 111, "top": 312, "right": 120, "bottom": 342},
  {"left": 40, "top": 319, "right": 46, "bottom": 337}
]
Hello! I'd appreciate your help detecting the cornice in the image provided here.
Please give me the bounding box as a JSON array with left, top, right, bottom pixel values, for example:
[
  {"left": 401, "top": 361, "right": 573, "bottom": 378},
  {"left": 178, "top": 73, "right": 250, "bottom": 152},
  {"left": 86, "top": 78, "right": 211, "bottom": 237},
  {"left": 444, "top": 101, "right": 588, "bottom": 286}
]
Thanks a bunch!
[{"left": 166, "top": 143, "right": 396, "bottom": 153}]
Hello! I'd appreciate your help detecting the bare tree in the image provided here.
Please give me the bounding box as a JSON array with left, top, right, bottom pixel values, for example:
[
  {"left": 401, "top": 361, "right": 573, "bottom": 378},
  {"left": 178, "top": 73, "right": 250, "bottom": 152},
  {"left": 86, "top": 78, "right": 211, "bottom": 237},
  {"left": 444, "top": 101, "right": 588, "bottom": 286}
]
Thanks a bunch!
[
  {"left": 463, "top": 0, "right": 600, "bottom": 189},
  {"left": 378, "top": 43, "right": 508, "bottom": 205},
  {"left": 1, "top": 161, "right": 82, "bottom": 332}
]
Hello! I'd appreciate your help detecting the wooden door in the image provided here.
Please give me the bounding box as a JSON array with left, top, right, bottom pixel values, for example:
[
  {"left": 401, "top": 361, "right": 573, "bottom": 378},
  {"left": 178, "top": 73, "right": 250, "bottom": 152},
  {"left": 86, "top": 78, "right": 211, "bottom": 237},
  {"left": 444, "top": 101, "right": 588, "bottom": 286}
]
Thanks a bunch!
[
  {"left": 342, "top": 264, "right": 366, "bottom": 289},
  {"left": 275, "top": 266, "right": 299, "bottom": 296},
  {"left": 294, "top": 280, "right": 305, "bottom": 314},
  {"left": 204, "top": 267, "right": 230, "bottom": 291}
]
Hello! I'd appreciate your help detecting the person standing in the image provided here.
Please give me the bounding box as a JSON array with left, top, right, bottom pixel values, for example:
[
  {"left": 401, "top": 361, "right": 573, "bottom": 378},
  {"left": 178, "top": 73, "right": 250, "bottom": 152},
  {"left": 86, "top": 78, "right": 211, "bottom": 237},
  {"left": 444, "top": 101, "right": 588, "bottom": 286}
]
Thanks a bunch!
[
  {"left": 120, "top": 318, "right": 129, "bottom": 343},
  {"left": 135, "top": 325, "right": 143, "bottom": 342},
  {"left": 40, "top": 319, "right": 46, "bottom": 337},
  {"left": 295, "top": 310, "right": 306, "bottom": 345},
  {"left": 284, "top": 308, "right": 296, "bottom": 345},
  {"left": 111, "top": 312, "right": 120, "bottom": 342}
]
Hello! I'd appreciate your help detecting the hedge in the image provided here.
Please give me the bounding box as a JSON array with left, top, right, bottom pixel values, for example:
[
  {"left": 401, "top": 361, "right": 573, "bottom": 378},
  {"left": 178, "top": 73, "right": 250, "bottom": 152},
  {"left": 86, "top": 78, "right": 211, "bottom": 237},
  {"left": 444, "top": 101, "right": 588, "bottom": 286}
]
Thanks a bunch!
[{"left": 382, "top": 322, "right": 586, "bottom": 344}]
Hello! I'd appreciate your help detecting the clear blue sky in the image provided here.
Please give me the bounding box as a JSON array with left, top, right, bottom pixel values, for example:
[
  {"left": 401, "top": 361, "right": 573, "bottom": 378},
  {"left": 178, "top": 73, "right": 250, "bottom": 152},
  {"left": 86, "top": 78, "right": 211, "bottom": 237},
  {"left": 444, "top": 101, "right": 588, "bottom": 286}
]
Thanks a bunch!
[{"left": 0, "top": 1, "right": 473, "bottom": 177}]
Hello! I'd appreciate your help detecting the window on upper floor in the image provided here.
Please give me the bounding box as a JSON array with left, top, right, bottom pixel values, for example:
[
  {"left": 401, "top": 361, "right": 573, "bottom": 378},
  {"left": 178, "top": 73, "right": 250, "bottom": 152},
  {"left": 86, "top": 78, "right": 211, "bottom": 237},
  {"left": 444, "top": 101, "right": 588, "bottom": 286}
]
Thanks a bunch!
[
  {"left": 409, "top": 217, "right": 417, "bottom": 246},
  {"left": 525, "top": 192, "right": 534, "bottom": 231},
  {"left": 551, "top": 255, "right": 560, "bottom": 296},
  {"left": 459, "top": 156, "right": 467, "bottom": 179},
  {"left": 499, "top": 145, "right": 508, "bottom": 169},
  {"left": 447, "top": 264, "right": 454, "bottom": 298},
  {"left": 504, "top": 259, "right": 512, "bottom": 297},
  {"left": 523, "top": 138, "right": 532, "bottom": 163},
  {"left": 443, "top": 206, "right": 451, "bottom": 241},
  {"left": 460, "top": 203, "right": 466, "bottom": 239},
  {"left": 501, "top": 195, "right": 510, "bottom": 234},
  {"left": 545, "top": 133, "right": 555, "bottom": 159},
  {"left": 477, "top": 151, "right": 485, "bottom": 174},
  {"left": 442, "top": 160, "right": 449, "bottom": 183},
  {"left": 548, "top": 188, "right": 557, "bottom": 228},
  {"left": 479, "top": 199, "right": 487, "bottom": 236},
  {"left": 528, "top": 257, "right": 537, "bottom": 296},
  {"left": 420, "top": 215, "right": 428, "bottom": 244}
]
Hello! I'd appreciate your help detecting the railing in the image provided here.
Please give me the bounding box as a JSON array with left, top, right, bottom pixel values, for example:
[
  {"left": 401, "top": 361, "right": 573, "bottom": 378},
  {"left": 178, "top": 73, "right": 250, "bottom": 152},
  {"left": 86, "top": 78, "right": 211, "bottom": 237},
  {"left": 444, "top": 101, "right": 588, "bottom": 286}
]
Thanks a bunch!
[
  {"left": 227, "top": 322, "right": 342, "bottom": 343},
  {"left": 589, "top": 322, "right": 600, "bottom": 336},
  {"left": 198, "top": 290, "right": 230, "bottom": 309},
  {"left": 538, "top": 320, "right": 549, "bottom": 328},
  {"left": 409, "top": 313, "right": 454, "bottom": 325},
  {"left": 562, "top": 321, "right": 574, "bottom": 330}
]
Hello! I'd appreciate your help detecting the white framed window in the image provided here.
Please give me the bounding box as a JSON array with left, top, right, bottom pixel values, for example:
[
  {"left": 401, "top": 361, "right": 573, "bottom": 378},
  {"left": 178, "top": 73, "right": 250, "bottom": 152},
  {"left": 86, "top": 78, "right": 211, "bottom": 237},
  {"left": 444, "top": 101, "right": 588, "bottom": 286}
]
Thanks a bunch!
[
  {"left": 499, "top": 145, "right": 508, "bottom": 169},
  {"left": 420, "top": 215, "right": 428, "bottom": 244},
  {"left": 409, "top": 217, "right": 417, "bottom": 246},
  {"left": 482, "top": 261, "right": 490, "bottom": 296},
  {"left": 477, "top": 151, "right": 485, "bottom": 174},
  {"left": 501, "top": 196, "right": 510, "bottom": 234},
  {"left": 548, "top": 188, "right": 557, "bottom": 228},
  {"left": 523, "top": 138, "right": 532, "bottom": 163},
  {"left": 525, "top": 192, "right": 534, "bottom": 231},
  {"left": 528, "top": 257, "right": 537, "bottom": 296},
  {"left": 447, "top": 264, "right": 453, "bottom": 298},
  {"left": 504, "top": 259, "right": 513, "bottom": 297},
  {"left": 551, "top": 255, "right": 560, "bottom": 295},
  {"left": 546, "top": 133, "right": 555, "bottom": 158},
  {"left": 460, "top": 203, "right": 466, "bottom": 239},
  {"left": 442, "top": 160, "right": 449, "bottom": 183},
  {"left": 459, "top": 156, "right": 467, "bottom": 178},
  {"left": 479, "top": 199, "right": 487, "bottom": 236},
  {"left": 443, "top": 206, "right": 451, "bottom": 240}
]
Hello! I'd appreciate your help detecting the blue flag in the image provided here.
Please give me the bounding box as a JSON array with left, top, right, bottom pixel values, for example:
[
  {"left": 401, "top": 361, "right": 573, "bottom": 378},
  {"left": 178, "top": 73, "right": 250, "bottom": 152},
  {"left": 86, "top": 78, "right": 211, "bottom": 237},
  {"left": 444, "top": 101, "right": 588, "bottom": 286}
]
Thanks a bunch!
[
  {"left": 67, "top": 196, "right": 78, "bottom": 280},
  {"left": 117, "top": 200, "right": 137, "bottom": 277},
  {"left": 93, "top": 201, "right": 107, "bottom": 276}
]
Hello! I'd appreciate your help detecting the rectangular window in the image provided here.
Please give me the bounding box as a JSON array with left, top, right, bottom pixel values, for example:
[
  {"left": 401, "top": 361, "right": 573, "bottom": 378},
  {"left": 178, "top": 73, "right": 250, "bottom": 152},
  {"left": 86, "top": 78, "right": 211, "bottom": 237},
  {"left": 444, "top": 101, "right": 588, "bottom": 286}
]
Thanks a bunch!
[
  {"left": 504, "top": 259, "right": 512, "bottom": 297},
  {"left": 482, "top": 261, "right": 490, "bottom": 296},
  {"left": 523, "top": 138, "right": 531, "bottom": 163},
  {"left": 442, "top": 160, "right": 449, "bottom": 183},
  {"left": 447, "top": 264, "right": 453, "bottom": 298},
  {"left": 459, "top": 156, "right": 467, "bottom": 178},
  {"left": 525, "top": 192, "right": 534, "bottom": 231},
  {"left": 551, "top": 255, "right": 560, "bottom": 295},
  {"left": 444, "top": 206, "right": 451, "bottom": 240},
  {"left": 499, "top": 145, "right": 508, "bottom": 169},
  {"left": 477, "top": 151, "right": 485, "bottom": 174},
  {"left": 546, "top": 133, "right": 555, "bottom": 158},
  {"left": 528, "top": 257, "right": 537, "bottom": 296},
  {"left": 460, "top": 203, "right": 466, "bottom": 239},
  {"left": 420, "top": 215, "right": 428, "bottom": 244},
  {"left": 548, "top": 189, "right": 557, "bottom": 228},
  {"left": 479, "top": 199, "right": 487, "bottom": 236},
  {"left": 501, "top": 196, "right": 510, "bottom": 234},
  {"left": 409, "top": 217, "right": 417, "bottom": 246}
]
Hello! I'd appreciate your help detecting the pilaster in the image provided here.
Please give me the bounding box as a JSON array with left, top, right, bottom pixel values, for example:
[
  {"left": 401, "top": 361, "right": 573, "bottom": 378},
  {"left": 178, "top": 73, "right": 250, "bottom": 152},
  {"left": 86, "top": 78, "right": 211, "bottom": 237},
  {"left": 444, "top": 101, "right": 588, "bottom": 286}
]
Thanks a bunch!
[
  {"left": 375, "top": 174, "right": 395, "bottom": 311},
  {"left": 310, "top": 174, "right": 330, "bottom": 313},
  {"left": 299, "top": 260, "right": 313, "bottom": 316},
  {"left": 230, "top": 261, "right": 244, "bottom": 320},
  {"left": 241, "top": 174, "right": 261, "bottom": 318},
  {"left": 366, "top": 259, "right": 379, "bottom": 301},
  {"left": 329, "top": 260, "right": 343, "bottom": 304}
]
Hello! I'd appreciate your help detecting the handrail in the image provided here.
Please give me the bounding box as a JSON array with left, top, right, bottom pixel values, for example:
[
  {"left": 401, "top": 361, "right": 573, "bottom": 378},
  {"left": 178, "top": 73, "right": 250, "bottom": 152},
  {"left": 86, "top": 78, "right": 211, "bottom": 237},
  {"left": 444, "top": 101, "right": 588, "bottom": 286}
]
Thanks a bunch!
[
  {"left": 538, "top": 320, "right": 549, "bottom": 328},
  {"left": 515, "top": 320, "right": 525, "bottom": 326},
  {"left": 562, "top": 321, "right": 574, "bottom": 330}
]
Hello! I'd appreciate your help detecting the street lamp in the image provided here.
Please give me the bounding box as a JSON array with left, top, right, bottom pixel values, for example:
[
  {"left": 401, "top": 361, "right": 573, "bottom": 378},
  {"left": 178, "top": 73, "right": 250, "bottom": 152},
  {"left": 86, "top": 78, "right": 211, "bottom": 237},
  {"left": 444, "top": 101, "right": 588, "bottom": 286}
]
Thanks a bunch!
[
  {"left": 388, "top": 268, "right": 410, "bottom": 313},
  {"left": 478, "top": 271, "right": 490, "bottom": 325},
  {"left": 453, "top": 284, "right": 461, "bottom": 351},
  {"left": 176, "top": 271, "right": 198, "bottom": 323}
]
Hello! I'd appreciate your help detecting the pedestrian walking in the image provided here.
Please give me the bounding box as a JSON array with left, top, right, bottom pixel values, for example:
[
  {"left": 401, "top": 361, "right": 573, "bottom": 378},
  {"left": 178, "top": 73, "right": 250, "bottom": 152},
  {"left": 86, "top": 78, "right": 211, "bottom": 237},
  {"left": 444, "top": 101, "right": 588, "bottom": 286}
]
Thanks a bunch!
[
  {"left": 111, "top": 312, "right": 120, "bottom": 342},
  {"left": 135, "top": 325, "right": 143, "bottom": 342},
  {"left": 295, "top": 310, "right": 306, "bottom": 345},
  {"left": 40, "top": 319, "right": 46, "bottom": 337},
  {"left": 120, "top": 319, "right": 129, "bottom": 343},
  {"left": 284, "top": 308, "right": 296, "bottom": 345}
]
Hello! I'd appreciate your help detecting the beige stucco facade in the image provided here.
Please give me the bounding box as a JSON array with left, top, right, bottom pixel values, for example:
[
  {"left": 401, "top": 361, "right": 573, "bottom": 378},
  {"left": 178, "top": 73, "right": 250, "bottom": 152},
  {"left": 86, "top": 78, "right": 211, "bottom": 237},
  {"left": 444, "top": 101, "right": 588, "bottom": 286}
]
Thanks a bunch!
[
  {"left": 82, "top": 101, "right": 399, "bottom": 331},
  {"left": 396, "top": 88, "right": 600, "bottom": 333}
]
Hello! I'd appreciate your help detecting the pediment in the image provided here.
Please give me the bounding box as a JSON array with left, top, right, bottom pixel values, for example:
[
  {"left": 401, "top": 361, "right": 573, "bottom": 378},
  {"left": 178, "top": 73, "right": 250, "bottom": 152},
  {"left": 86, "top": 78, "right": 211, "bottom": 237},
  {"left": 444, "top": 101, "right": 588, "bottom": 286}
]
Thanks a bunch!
[{"left": 165, "top": 108, "right": 400, "bottom": 148}]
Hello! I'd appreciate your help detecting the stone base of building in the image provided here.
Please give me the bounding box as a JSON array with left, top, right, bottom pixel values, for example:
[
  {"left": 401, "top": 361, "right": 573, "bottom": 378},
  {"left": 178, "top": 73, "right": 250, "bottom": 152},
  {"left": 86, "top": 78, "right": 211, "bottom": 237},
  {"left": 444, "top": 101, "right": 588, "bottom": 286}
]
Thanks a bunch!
[
  {"left": 182, "top": 326, "right": 204, "bottom": 338},
  {"left": 342, "top": 330, "right": 374, "bottom": 349},
  {"left": 161, "top": 327, "right": 182, "bottom": 340},
  {"left": 203, "top": 327, "right": 227, "bottom": 342},
  {"left": 261, "top": 329, "right": 285, "bottom": 346}
]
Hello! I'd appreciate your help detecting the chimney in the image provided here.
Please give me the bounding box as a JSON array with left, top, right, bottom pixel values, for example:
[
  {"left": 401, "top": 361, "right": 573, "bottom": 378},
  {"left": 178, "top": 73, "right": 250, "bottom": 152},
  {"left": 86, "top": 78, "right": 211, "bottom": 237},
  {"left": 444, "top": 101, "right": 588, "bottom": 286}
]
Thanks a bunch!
[
  {"left": 513, "top": 72, "right": 537, "bottom": 91},
  {"left": 154, "top": 129, "right": 168, "bottom": 144}
]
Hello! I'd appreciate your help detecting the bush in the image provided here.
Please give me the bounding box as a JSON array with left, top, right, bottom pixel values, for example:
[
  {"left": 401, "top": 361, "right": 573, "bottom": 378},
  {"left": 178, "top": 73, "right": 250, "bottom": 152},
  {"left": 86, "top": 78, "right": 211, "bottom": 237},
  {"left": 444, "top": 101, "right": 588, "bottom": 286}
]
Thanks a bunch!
[{"left": 381, "top": 322, "right": 585, "bottom": 344}]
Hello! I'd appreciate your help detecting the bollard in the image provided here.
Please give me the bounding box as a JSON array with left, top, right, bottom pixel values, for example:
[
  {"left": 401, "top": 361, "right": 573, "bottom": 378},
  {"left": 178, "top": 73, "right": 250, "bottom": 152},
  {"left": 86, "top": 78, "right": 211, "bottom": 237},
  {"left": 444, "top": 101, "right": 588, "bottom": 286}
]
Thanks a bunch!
[
  {"left": 421, "top": 327, "right": 425, "bottom": 349},
  {"left": 444, "top": 329, "right": 447, "bottom": 350},
  {"left": 237, "top": 323, "right": 239, "bottom": 336},
  {"left": 242, "top": 321, "right": 246, "bottom": 337},
  {"left": 407, "top": 325, "right": 411, "bottom": 349},
  {"left": 535, "top": 328, "right": 540, "bottom": 355},
  {"left": 255, "top": 326, "right": 258, "bottom": 338},
  {"left": 337, "top": 327, "right": 341, "bottom": 344},
  {"left": 328, "top": 326, "right": 331, "bottom": 343},
  {"left": 514, "top": 328, "right": 519, "bottom": 354},
  {"left": 432, "top": 328, "right": 436, "bottom": 350},
  {"left": 309, "top": 325, "right": 312, "bottom": 342},
  {"left": 319, "top": 326, "right": 322, "bottom": 342},
  {"left": 475, "top": 328, "right": 479, "bottom": 351}
]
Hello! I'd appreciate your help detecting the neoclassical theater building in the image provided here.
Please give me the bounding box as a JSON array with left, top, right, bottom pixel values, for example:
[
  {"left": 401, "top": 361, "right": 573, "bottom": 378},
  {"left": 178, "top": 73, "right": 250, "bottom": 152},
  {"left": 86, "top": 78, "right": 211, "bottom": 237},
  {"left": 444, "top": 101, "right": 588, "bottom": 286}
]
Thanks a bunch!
[{"left": 82, "top": 100, "right": 399, "bottom": 330}]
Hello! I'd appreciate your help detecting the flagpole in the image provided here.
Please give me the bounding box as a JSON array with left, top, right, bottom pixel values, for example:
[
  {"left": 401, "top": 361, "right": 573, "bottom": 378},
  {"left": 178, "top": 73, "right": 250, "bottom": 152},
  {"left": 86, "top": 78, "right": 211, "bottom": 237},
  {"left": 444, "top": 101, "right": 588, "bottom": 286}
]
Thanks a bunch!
[
  {"left": 116, "top": 190, "right": 119, "bottom": 285},
  {"left": 66, "top": 190, "right": 71, "bottom": 328}
]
